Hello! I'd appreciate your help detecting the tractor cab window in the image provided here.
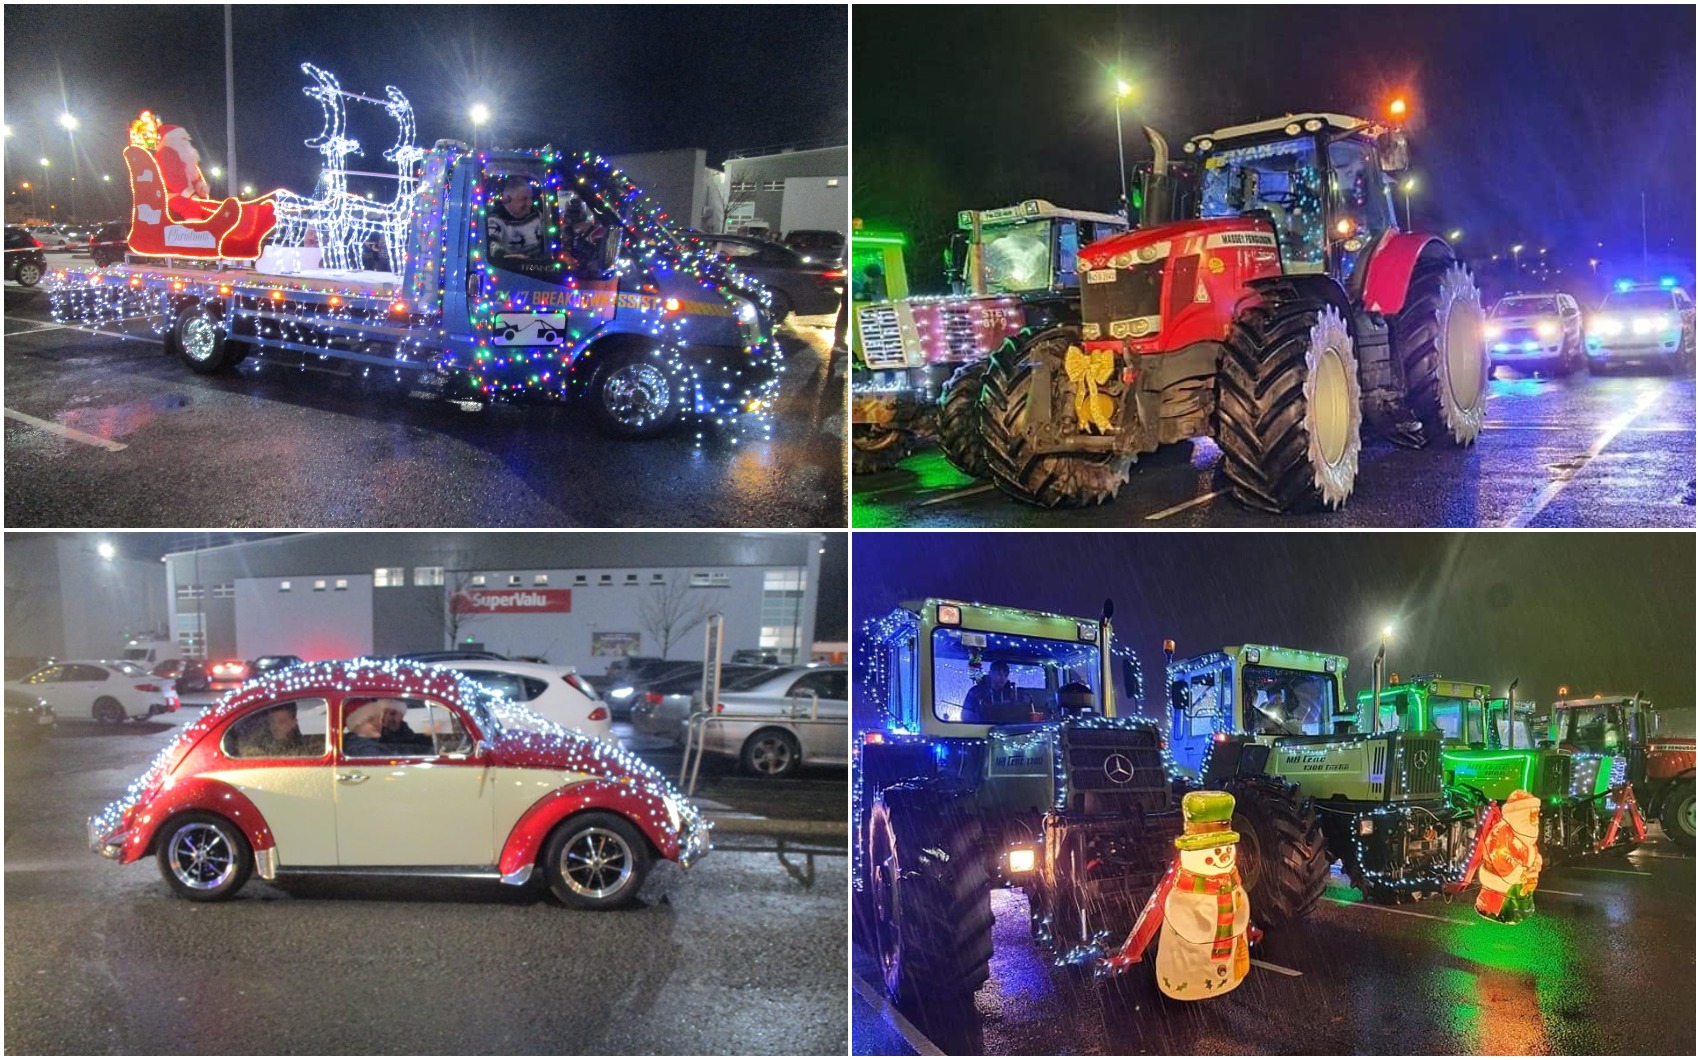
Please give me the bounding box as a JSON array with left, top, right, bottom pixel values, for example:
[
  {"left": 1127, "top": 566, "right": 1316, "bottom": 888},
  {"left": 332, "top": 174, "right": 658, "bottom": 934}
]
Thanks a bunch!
[
  {"left": 980, "top": 221, "right": 1054, "bottom": 294},
  {"left": 1327, "top": 138, "right": 1393, "bottom": 278},
  {"left": 1428, "top": 696, "right": 1485, "bottom": 744},
  {"left": 1199, "top": 136, "right": 1326, "bottom": 273},
  {"left": 852, "top": 246, "right": 889, "bottom": 303},
  {"left": 1374, "top": 690, "right": 1411, "bottom": 732},
  {"left": 1491, "top": 711, "right": 1536, "bottom": 750},
  {"left": 930, "top": 626, "right": 1101, "bottom": 725},
  {"left": 1055, "top": 221, "right": 1080, "bottom": 289},
  {"left": 883, "top": 634, "right": 919, "bottom": 730},
  {"left": 1176, "top": 671, "right": 1228, "bottom": 738},
  {"left": 1241, "top": 665, "right": 1332, "bottom": 736},
  {"left": 1561, "top": 706, "right": 1627, "bottom": 750}
]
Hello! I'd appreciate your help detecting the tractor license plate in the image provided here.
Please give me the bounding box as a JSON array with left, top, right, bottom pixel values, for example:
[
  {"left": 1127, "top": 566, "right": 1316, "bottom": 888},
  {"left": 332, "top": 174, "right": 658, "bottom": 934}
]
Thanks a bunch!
[{"left": 1086, "top": 268, "right": 1118, "bottom": 284}]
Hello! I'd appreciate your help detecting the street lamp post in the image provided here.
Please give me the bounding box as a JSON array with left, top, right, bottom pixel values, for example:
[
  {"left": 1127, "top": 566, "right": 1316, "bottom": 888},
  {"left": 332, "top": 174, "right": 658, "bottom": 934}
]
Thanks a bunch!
[
  {"left": 1113, "top": 78, "right": 1133, "bottom": 217},
  {"left": 58, "top": 112, "right": 78, "bottom": 222},
  {"left": 1511, "top": 243, "right": 1524, "bottom": 272},
  {"left": 469, "top": 103, "right": 490, "bottom": 151},
  {"left": 1401, "top": 177, "right": 1415, "bottom": 231}
]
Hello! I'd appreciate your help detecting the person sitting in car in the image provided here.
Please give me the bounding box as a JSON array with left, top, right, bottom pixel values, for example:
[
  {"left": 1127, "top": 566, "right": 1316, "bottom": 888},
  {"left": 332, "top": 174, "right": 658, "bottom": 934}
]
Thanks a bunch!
[
  {"left": 239, "top": 702, "right": 317, "bottom": 758},
  {"left": 380, "top": 699, "right": 435, "bottom": 751},
  {"left": 487, "top": 174, "right": 554, "bottom": 273},
  {"left": 343, "top": 700, "right": 396, "bottom": 757}
]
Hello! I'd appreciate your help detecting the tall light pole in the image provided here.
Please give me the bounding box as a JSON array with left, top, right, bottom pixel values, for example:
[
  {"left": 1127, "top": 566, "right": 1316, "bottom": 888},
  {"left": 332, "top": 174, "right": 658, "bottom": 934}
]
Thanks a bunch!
[
  {"left": 1113, "top": 78, "right": 1134, "bottom": 217},
  {"left": 58, "top": 112, "right": 78, "bottom": 221},
  {"left": 225, "top": 4, "right": 237, "bottom": 199},
  {"left": 1401, "top": 176, "right": 1416, "bottom": 231},
  {"left": 1511, "top": 243, "right": 1524, "bottom": 272},
  {"left": 469, "top": 102, "right": 490, "bottom": 152}
]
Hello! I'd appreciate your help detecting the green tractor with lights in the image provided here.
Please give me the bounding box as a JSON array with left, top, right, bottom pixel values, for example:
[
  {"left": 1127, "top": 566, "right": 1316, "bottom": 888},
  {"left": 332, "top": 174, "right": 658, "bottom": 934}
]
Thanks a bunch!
[
  {"left": 1164, "top": 642, "right": 1474, "bottom": 906},
  {"left": 1359, "top": 675, "right": 1644, "bottom": 862},
  {"left": 855, "top": 597, "right": 1198, "bottom": 1005}
]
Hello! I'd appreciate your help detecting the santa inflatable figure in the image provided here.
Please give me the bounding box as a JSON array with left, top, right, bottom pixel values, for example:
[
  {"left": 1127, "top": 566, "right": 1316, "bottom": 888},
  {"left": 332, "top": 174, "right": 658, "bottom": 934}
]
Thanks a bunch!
[{"left": 1475, "top": 789, "right": 1542, "bottom": 923}]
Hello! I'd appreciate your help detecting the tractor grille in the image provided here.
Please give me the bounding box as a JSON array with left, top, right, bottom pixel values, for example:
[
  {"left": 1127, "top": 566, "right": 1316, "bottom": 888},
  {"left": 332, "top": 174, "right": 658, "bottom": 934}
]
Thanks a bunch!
[
  {"left": 1060, "top": 725, "right": 1170, "bottom": 815},
  {"left": 1393, "top": 736, "right": 1443, "bottom": 799},
  {"left": 857, "top": 304, "right": 906, "bottom": 369},
  {"left": 1080, "top": 260, "right": 1164, "bottom": 335},
  {"left": 936, "top": 304, "right": 980, "bottom": 359}
]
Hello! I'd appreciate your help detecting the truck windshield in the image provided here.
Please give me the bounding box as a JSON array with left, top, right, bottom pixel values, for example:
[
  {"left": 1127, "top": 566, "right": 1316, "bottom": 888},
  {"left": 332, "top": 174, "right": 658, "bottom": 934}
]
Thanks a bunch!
[
  {"left": 931, "top": 626, "right": 1100, "bottom": 725},
  {"left": 979, "top": 221, "right": 1053, "bottom": 294},
  {"left": 1242, "top": 665, "right": 1332, "bottom": 736},
  {"left": 1561, "top": 706, "right": 1629, "bottom": 750},
  {"left": 1199, "top": 136, "right": 1325, "bottom": 270}
]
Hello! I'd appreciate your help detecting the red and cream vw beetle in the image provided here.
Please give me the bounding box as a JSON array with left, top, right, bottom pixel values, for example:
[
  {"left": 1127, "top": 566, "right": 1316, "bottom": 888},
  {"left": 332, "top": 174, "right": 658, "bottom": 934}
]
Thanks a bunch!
[{"left": 87, "top": 659, "right": 709, "bottom": 908}]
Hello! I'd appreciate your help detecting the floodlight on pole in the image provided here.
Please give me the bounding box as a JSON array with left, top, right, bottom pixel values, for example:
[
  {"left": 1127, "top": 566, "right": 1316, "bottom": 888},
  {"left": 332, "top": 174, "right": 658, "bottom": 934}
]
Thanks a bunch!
[{"left": 58, "top": 112, "right": 78, "bottom": 132}]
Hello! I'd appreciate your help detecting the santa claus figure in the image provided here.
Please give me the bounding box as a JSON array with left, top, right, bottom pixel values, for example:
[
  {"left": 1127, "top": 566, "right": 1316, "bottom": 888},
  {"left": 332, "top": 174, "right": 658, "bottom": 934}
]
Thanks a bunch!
[
  {"left": 1476, "top": 788, "right": 1542, "bottom": 923},
  {"left": 155, "top": 124, "right": 217, "bottom": 222},
  {"left": 1153, "top": 790, "right": 1252, "bottom": 1000}
]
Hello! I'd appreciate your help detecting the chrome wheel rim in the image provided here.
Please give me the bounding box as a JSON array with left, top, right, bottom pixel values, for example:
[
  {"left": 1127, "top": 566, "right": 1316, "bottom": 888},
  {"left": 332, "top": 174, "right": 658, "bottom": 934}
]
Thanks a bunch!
[
  {"left": 167, "top": 822, "right": 237, "bottom": 891},
  {"left": 182, "top": 315, "right": 219, "bottom": 363},
  {"left": 601, "top": 363, "right": 670, "bottom": 426},
  {"left": 750, "top": 736, "right": 794, "bottom": 774},
  {"left": 560, "top": 826, "right": 634, "bottom": 899}
]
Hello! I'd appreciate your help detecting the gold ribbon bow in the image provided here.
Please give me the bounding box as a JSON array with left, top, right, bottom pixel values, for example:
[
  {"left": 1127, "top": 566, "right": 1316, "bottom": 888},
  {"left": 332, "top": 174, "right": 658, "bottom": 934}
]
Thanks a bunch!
[{"left": 1064, "top": 345, "right": 1116, "bottom": 432}]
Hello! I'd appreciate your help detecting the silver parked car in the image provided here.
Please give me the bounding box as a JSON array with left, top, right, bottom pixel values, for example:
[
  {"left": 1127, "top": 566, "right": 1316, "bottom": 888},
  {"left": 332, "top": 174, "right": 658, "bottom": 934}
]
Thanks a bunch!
[
  {"left": 630, "top": 665, "right": 785, "bottom": 741},
  {"left": 688, "top": 665, "right": 848, "bottom": 777}
]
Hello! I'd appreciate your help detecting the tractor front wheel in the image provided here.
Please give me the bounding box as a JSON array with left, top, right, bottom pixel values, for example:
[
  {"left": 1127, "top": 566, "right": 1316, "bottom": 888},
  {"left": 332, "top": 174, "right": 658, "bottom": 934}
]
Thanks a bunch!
[
  {"left": 1661, "top": 780, "right": 1695, "bottom": 854},
  {"left": 1395, "top": 252, "right": 1489, "bottom": 446},
  {"left": 979, "top": 326, "right": 1133, "bottom": 508},
  {"left": 1220, "top": 775, "right": 1329, "bottom": 924},
  {"left": 866, "top": 786, "right": 993, "bottom": 1006},
  {"left": 936, "top": 361, "right": 991, "bottom": 479},
  {"left": 852, "top": 425, "right": 913, "bottom": 475},
  {"left": 1216, "top": 287, "right": 1363, "bottom": 512}
]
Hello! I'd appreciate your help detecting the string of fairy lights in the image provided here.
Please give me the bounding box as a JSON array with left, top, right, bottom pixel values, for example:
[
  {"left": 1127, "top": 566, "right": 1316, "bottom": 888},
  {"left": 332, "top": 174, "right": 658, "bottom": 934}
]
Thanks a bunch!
[{"left": 89, "top": 659, "right": 708, "bottom": 867}]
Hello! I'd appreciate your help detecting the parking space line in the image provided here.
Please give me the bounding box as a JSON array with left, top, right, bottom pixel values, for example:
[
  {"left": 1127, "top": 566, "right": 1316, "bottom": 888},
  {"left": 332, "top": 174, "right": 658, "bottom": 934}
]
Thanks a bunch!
[
  {"left": 1502, "top": 383, "right": 1669, "bottom": 528},
  {"left": 3, "top": 408, "right": 128, "bottom": 451},
  {"left": 1251, "top": 958, "right": 1303, "bottom": 977},
  {"left": 1540, "top": 889, "right": 1585, "bottom": 897},
  {"left": 5, "top": 315, "right": 160, "bottom": 345},
  {"left": 918, "top": 483, "right": 995, "bottom": 506},
  {"left": 1629, "top": 850, "right": 1687, "bottom": 859},
  {"left": 1145, "top": 489, "right": 1224, "bottom": 521},
  {"left": 1327, "top": 897, "right": 1460, "bottom": 923},
  {"left": 1569, "top": 865, "right": 1652, "bottom": 876},
  {"left": 853, "top": 972, "right": 944, "bottom": 1056}
]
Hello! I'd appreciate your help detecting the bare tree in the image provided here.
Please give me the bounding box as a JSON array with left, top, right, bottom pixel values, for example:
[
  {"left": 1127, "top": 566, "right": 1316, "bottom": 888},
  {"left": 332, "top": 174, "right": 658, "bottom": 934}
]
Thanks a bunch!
[
  {"left": 719, "top": 178, "right": 759, "bottom": 233},
  {"left": 637, "top": 575, "right": 714, "bottom": 659},
  {"left": 422, "top": 545, "right": 503, "bottom": 651}
]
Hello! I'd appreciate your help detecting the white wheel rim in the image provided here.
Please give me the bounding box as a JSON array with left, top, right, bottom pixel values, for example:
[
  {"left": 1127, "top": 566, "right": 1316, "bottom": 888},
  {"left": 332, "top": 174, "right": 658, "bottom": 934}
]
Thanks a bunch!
[
  {"left": 1434, "top": 263, "right": 1488, "bottom": 440},
  {"left": 1303, "top": 305, "right": 1362, "bottom": 509}
]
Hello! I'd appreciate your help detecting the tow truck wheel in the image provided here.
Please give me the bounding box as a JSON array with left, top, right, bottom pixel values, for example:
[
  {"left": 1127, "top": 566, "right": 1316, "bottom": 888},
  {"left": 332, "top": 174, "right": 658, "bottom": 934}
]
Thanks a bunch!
[
  {"left": 172, "top": 305, "right": 236, "bottom": 374},
  {"left": 937, "top": 361, "right": 991, "bottom": 479},
  {"left": 1217, "top": 290, "right": 1363, "bottom": 512},
  {"left": 867, "top": 786, "right": 992, "bottom": 1006},
  {"left": 584, "top": 344, "right": 680, "bottom": 439},
  {"left": 1661, "top": 780, "right": 1695, "bottom": 853},
  {"left": 1395, "top": 253, "right": 1489, "bottom": 446},
  {"left": 1220, "top": 774, "right": 1329, "bottom": 924},
  {"left": 980, "top": 326, "right": 1134, "bottom": 508}
]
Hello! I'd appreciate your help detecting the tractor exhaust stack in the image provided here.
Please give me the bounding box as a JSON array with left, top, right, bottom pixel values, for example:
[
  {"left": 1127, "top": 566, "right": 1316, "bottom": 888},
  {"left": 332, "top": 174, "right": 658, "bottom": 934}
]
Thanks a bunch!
[{"left": 1140, "top": 126, "right": 1174, "bottom": 227}]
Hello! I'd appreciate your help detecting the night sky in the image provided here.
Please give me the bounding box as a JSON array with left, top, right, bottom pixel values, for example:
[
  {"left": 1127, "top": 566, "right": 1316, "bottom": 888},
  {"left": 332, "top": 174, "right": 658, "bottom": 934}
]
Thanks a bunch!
[
  {"left": 855, "top": 5, "right": 1696, "bottom": 297},
  {"left": 853, "top": 532, "right": 1696, "bottom": 734},
  {"left": 4, "top": 4, "right": 846, "bottom": 220}
]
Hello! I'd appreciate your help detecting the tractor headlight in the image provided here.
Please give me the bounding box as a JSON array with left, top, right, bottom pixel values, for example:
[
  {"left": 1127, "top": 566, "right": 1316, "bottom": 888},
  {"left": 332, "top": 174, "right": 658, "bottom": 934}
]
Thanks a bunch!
[
  {"left": 1359, "top": 818, "right": 1375, "bottom": 836},
  {"left": 1007, "top": 846, "right": 1036, "bottom": 873}
]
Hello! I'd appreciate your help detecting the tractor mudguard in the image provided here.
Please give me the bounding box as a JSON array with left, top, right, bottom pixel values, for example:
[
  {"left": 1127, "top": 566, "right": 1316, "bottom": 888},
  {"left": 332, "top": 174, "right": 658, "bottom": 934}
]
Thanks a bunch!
[
  {"left": 1241, "top": 273, "right": 1354, "bottom": 325},
  {"left": 1361, "top": 233, "right": 1449, "bottom": 316}
]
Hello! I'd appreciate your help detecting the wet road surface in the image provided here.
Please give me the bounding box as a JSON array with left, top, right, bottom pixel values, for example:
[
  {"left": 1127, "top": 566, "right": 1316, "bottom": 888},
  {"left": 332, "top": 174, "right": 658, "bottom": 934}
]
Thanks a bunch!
[
  {"left": 852, "top": 841, "right": 1694, "bottom": 1055},
  {"left": 4, "top": 710, "right": 847, "bottom": 1054},
  {"left": 4, "top": 267, "right": 847, "bottom": 528},
  {"left": 854, "top": 372, "right": 1696, "bottom": 528}
]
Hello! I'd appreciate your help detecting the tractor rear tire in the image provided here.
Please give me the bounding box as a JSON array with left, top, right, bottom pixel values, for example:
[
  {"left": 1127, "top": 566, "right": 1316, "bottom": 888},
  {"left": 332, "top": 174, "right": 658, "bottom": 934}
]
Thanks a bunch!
[
  {"left": 866, "top": 785, "right": 993, "bottom": 1006},
  {"left": 1394, "top": 251, "right": 1489, "bottom": 446},
  {"left": 1220, "top": 775, "right": 1329, "bottom": 924},
  {"left": 1216, "top": 286, "right": 1363, "bottom": 512},
  {"left": 937, "top": 361, "right": 991, "bottom": 479},
  {"left": 852, "top": 426, "right": 912, "bottom": 475},
  {"left": 1661, "top": 780, "right": 1695, "bottom": 854},
  {"left": 979, "top": 326, "right": 1133, "bottom": 508}
]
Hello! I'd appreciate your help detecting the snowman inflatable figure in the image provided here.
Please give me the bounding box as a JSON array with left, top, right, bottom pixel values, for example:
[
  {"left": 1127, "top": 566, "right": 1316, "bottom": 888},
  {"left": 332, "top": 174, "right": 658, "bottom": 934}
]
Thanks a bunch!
[
  {"left": 1155, "top": 789, "right": 1252, "bottom": 1000},
  {"left": 1475, "top": 788, "right": 1542, "bottom": 923}
]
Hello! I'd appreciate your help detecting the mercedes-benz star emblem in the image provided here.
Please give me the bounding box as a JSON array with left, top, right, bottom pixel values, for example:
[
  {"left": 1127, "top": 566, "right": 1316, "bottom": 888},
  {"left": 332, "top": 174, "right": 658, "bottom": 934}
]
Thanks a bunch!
[
  {"left": 1413, "top": 748, "right": 1431, "bottom": 771},
  {"left": 1104, "top": 753, "right": 1136, "bottom": 785}
]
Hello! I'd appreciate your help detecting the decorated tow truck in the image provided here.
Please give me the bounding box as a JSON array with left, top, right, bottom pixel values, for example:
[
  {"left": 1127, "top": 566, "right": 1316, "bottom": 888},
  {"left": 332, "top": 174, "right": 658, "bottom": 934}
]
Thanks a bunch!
[
  {"left": 45, "top": 65, "right": 777, "bottom": 439},
  {"left": 1359, "top": 676, "right": 1646, "bottom": 862},
  {"left": 850, "top": 199, "right": 1126, "bottom": 474},
  {"left": 1546, "top": 692, "right": 1695, "bottom": 853}
]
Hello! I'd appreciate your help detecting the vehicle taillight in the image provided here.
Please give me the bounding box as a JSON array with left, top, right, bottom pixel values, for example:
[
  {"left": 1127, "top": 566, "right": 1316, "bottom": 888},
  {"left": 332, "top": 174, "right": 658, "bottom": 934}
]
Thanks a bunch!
[
  {"left": 29, "top": 236, "right": 43, "bottom": 248},
  {"left": 715, "top": 702, "right": 726, "bottom": 714},
  {"left": 643, "top": 692, "right": 663, "bottom": 707},
  {"left": 563, "top": 674, "right": 590, "bottom": 695},
  {"left": 820, "top": 269, "right": 846, "bottom": 282},
  {"left": 134, "top": 683, "right": 161, "bottom": 693},
  {"left": 588, "top": 707, "right": 608, "bottom": 722}
]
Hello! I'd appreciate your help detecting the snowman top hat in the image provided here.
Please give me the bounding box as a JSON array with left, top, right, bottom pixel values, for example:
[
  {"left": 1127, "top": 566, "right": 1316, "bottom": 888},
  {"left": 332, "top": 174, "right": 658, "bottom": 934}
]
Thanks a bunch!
[{"left": 1176, "top": 789, "right": 1241, "bottom": 850}]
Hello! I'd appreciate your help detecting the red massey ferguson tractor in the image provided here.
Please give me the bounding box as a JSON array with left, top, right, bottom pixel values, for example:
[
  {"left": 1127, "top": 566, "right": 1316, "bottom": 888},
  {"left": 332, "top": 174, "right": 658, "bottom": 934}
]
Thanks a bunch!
[
  {"left": 1548, "top": 693, "right": 1695, "bottom": 853},
  {"left": 963, "top": 113, "right": 1491, "bottom": 510}
]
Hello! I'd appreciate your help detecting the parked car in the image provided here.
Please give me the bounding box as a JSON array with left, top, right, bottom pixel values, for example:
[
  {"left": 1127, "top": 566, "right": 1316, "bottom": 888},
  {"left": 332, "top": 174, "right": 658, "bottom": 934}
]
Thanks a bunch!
[
  {"left": 5, "top": 660, "right": 178, "bottom": 723},
  {"left": 5, "top": 688, "right": 57, "bottom": 743},
  {"left": 28, "top": 224, "right": 70, "bottom": 248},
  {"left": 693, "top": 232, "right": 845, "bottom": 320},
  {"left": 400, "top": 650, "right": 510, "bottom": 664},
  {"left": 1486, "top": 292, "right": 1585, "bottom": 376},
  {"left": 152, "top": 659, "right": 211, "bottom": 694},
  {"left": 781, "top": 229, "right": 845, "bottom": 265},
  {"left": 1586, "top": 282, "right": 1697, "bottom": 373},
  {"left": 206, "top": 659, "right": 253, "bottom": 688},
  {"left": 85, "top": 660, "right": 708, "bottom": 906},
  {"left": 426, "top": 659, "right": 612, "bottom": 740},
  {"left": 5, "top": 226, "right": 48, "bottom": 287},
  {"left": 629, "top": 665, "right": 781, "bottom": 740},
  {"left": 88, "top": 221, "right": 129, "bottom": 267},
  {"left": 599, "top": 656, "right": 703, "bottom": 720},
  {"left": 250, "top": 655, "right": 305, "bottom": 677},
  {"left": 690, "top": 665, "right": 848, "bottom": 777}
]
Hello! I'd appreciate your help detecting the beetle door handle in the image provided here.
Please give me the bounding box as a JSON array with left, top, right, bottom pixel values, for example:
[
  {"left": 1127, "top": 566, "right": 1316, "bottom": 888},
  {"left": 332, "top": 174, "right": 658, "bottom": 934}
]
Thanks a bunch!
[{"left": 336, "top": 772, "right": 368, "bottom": 784}]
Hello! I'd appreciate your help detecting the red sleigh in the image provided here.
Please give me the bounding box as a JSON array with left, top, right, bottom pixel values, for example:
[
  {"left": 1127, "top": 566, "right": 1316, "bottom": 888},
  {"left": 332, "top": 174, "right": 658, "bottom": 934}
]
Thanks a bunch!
[{"left": 123, "top": 145, "right": 277, "bottom": 261}]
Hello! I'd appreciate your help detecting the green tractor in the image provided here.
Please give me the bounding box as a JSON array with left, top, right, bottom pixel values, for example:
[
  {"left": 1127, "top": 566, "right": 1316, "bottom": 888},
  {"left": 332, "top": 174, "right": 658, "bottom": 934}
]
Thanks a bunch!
[
  {"left": 854, "top": 597, "right": 1190, "bottom": 1004},
  {"left": 1165, "top": 642, "right": 1473, "bottom": 906},
  {"left": 1359, "top": 675, "right": 1643, "bottom": 861}
]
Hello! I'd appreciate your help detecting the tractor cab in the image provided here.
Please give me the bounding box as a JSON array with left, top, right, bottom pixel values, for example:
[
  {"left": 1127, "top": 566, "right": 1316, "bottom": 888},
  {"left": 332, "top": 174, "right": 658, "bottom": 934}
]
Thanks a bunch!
[
  {"left": 1550, "top": 693, "right": 1695, "bottom": 853},
  {"left": 1486, "top": 698, "right": 1540, "bottom": 751},
  {"left": 1356, "top": 675, "right": 1491, "bottom": 745},
  {"left": 849, "top": 221, "right": 908, "bottom": 308},
  {"left": 1549, "top": 694, "right": 1652, "bottom": 755},
  {"left": 1165, "top": 644, "right": 1359, "bottom": 779},
  {"left": 949, "top": 200, "right": 1129, "bottom": 297}
]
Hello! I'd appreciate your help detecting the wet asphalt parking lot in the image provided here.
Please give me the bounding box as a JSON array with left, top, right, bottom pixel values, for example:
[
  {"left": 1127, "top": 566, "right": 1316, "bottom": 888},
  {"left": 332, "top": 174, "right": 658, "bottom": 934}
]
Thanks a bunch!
[
  {"left": 854, "top": 371, "right": 1697, "bottom": 529},
  {"left": 3, "top": 259, "right": 847, "bottom": 528},
  {"left": 851, "top": 837, "right": 1695, "bottom": 1055},
  {"left": 4, "top": 706, "right": 847, "bottom": 1055}
]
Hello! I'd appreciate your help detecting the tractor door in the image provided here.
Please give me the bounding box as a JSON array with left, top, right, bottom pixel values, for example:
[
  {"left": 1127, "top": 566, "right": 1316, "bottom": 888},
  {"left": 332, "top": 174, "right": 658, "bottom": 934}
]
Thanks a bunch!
[
  {"left": 1326, "top": 138, "right": 1397, "bottom": 288},
  {"left": 1054, "top": 220, "right": 1080, "bottom": 291},
  {"left": 1167, "top": 661, "right": 1231, "bottom": 774}
]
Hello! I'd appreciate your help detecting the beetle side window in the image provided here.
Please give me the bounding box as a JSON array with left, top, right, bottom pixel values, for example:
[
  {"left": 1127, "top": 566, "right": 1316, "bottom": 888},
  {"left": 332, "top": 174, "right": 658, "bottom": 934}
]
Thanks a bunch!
[
  {"left": 429, "top": 703, "right": 475, "bottom": 755},
  {"left": 223, "top": 699, "right": 329, "bottom": 759}
]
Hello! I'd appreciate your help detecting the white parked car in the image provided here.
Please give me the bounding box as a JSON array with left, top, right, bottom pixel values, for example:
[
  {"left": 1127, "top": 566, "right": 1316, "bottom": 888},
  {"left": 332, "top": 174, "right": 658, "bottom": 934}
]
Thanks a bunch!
[
  {"left": 5, "top": 660, "right": 179, "bottom": 724},
  {"left": 691, "top": 665, "right": 848, "bottom": 777},
  {"left": 424, "top": 659, "right": 612, "bottom": 741}
]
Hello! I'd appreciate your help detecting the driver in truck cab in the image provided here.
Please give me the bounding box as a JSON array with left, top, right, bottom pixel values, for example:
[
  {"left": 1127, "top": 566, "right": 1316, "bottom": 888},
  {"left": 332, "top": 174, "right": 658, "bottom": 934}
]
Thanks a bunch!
[
  {"left": 965, "top": 660, "right": 1028, "bottom": 724},
  {"left": 487, "top": 174, "right": 552, "bottom": 270}
]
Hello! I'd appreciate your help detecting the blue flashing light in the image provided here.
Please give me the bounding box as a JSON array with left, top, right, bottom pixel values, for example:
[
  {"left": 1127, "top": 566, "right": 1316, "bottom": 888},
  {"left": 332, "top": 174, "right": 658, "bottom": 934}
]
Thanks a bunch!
[
  {"left": 1492, "top": 343, "right": 1510, "bottom": 352},
  {"left": 1521, "top": 340, "right": 1540, "bottom": 352},
  {"left": 1659, "top": 276, "right": 1677, "bottom": 289},
  {"left": 1615, "top": 279, "right": 1635, "bottom": 292}
]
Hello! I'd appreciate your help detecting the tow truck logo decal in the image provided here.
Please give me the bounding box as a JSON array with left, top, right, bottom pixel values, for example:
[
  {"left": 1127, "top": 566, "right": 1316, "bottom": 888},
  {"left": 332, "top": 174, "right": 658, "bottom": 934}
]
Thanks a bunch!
[
  {"left": 1104, "top": 753, "right": 1136, "bottom": 785},
  {"left": 491, "top": 312, "right": 566, "bottom": 346}
]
